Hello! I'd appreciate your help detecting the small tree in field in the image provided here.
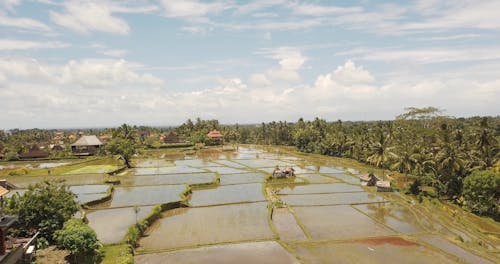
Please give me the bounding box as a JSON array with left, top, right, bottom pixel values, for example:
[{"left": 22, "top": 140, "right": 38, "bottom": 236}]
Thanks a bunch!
[
  {"left": 14, "top": 181, "right": 78, "bottom": 243},
  {"left": 54, "top": 219, "right": 100, "bottom": 263}
]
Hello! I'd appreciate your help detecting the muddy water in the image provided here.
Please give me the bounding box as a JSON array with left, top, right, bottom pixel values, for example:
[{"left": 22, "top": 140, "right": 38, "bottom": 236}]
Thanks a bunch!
[
  {"left": 135, "top": 159, "right": 174, "bottom": 168},
  {"left": 354, "top": 203, "right": 432, "bottom": 234},
  {"left": 119, "top": 172, "right": 216, "bottom": 186},
  {"left": 7, "top": 184, "right": 110, "bottom": 204},
  {"left": 213, "top": 159, "right": 248, "bottom": 168},
  {"left": 174, "top": 159, "right": 220, "bottom": 167},
  {"left": 69, "top": 184, "right": 109, "bottom": 194},
  {"left": 135, "top": 241, "right": 299, "bottom": 264},
  {"left": 272, "top": 207, "right": 308, "bottom": 241},
  {"left": 318, "top": 166, "right": 345, "bottom": 173},
  {"left": 189, "top": 183, "right": 266, "bottom": 207},
  {"left": 292, "top": 238, "right": 457, "bottom": 264},
  {"left": 278, "top": 183, "right": 364, "bottom": 194},
  {"left": 6, "top": 174, "right": 106, "bottom": 188},
  {"left": 234, "top": 159, "right": 293, "bottom": 168},
  {"left": 219, "top": 173, "right": 266, "bottom": 185},
  {"left": 328, "top": 173, "right": 362, "bottom": 184},
  {"left": 104, "top": 185, "right": 186, "bottom": 208},
  {"left": 134, "top": 166, "right": 205, "bottom": 175},
  {"left": 292, "top": 205, "right": 395, "bottom": 240},
  {"left": 139, "top": 202, "right": 274, "bottom": 250},
  {"left": 86, "top": 206, "right": 155, "bottom": 244},
  {"left": 418, "top": 235, "right": 495, "bottom": 264},
  {"left": 281, "top": 192, "right": 385, "bottom": 206},
  {"left": 297, "top": 173, "right": 339, "bottom": 183},
  {"left": 207, "top": 166, "right": 250, "bottom": 174}
]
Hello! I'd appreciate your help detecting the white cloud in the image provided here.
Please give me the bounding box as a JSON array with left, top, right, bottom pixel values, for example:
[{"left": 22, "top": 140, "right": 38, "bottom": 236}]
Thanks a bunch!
[
  {"left": 98, "top": 49, "right": 128, "bottom": 57},
  {"left": 1, "top": 59, "right": 499, "bottom": 128},
  {"left": 0, "top": 14, "right": 52, "bottom": 32},
  {"left": 255, "top": 47, "right": 307, "bottom": 83},
  {"left": 288, "top": 2, "right": 363, "bottom": 16},
  {"left": 0, "top": 39, "right": 68, "bottom": 50},
  {"left": 2, "top": 0, "right": 22, "bottom": 12},
  {"left": 339, "top": 46, "right": 500, "bottom": 64},
  {"left": 50, "top": 1, "right": 130, "bottom": 35},
  {"left": 0, "top": 58, "right": 163, "bottom": 87},
  {"left": 161, "top": 0, "right": 230, "bottom": 18}
]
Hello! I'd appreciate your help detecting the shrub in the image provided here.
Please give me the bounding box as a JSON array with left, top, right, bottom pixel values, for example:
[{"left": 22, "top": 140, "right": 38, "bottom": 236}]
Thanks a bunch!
[
  {"left": 54, "top": 219, "right": 100, "bottom": 262},
  {"left": 462, "top": 170, "right": 500, "bottom": 219},
  {"left": 14, "top": 181, "right": 78, "bottom": 242}
]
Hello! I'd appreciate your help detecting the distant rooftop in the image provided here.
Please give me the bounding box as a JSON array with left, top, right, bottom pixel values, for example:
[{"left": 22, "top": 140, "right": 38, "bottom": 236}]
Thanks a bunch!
[{"left": 71, "top": 135, "right": 104, "bottom": 147}]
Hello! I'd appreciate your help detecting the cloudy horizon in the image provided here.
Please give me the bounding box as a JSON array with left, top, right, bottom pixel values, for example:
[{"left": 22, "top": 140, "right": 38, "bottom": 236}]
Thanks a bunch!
[{"left": 1, "top": 0, "right": 499, "bottom": 129}]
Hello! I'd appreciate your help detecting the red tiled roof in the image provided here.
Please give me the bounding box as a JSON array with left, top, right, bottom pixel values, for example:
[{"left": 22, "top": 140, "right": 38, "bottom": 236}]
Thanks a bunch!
[{"left": 207, "top": 130, "right": 223, "bottom": 138}]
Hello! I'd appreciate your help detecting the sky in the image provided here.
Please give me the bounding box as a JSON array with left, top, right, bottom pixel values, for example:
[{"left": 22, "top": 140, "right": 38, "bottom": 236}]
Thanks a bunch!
[{"left": 1, "top": 0, "right": 499, "bottom": 129}]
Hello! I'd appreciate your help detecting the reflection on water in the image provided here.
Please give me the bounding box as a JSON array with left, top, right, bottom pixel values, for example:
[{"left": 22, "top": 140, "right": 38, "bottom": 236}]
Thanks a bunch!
[
  {"left": 87, "top": 206, "right": 155, "bottom": 244},
  {"left": 139, "top": 202, "right": 273, "bottom": 250},
  {"left": 104, "top": 185, "right": 186, "bottom": 208},
  {"left": 190, "top": 183, "right": 266, "bottom": 207}
]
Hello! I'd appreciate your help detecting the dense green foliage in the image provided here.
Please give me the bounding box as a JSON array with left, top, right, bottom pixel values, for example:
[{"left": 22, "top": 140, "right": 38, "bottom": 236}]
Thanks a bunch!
[
  {"left": 5, "top": 181, "right": 79, "bottom": 242},
  {"left": 54, "top": 219, "right": 100, "bottom": 262},
  {"left": 173, "top": 109, "right": 499, "bottom": 202},
  {"left": 105, "top": 124, "right": 138, "bottom": 168},
  {"left": 462, "top": 170, "right": 500, "bottom": 219}
]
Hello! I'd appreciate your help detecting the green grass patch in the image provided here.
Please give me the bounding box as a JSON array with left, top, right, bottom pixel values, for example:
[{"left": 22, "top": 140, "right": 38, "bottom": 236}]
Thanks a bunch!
[
  {"left": 100, "top": 244, "right": 133, "bottom": 264},
  {"left": 64, "top": 165, "right": 119, "bottom": 174}
]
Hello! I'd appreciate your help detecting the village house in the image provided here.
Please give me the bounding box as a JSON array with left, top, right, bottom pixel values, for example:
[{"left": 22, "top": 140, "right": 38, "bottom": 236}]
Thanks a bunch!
[
  {"left": 71, "top": 135, "right": 104, "bottom": 156},
  {"left": 207, "top": 130, "right": 223, "bottom": 145},
  {"left": 19, "top": 146, "right": 48, "bottom": 160},
  {"left": 162, "top": 132, "right": 182, "bottom": 144}
]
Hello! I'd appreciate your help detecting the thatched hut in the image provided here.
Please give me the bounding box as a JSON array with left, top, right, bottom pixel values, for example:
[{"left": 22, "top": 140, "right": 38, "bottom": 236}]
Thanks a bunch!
[{"left": 71, "top": 135, "right": 104, "bottom": 156}]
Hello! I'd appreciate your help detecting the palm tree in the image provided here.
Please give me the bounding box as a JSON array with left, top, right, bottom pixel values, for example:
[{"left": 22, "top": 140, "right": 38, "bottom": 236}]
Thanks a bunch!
[
  {"left": 435, "top": 145, "right": 466, "bottom": 196},
  {"left": 367, "top": 130, "right": 396, "bottom": 180}
]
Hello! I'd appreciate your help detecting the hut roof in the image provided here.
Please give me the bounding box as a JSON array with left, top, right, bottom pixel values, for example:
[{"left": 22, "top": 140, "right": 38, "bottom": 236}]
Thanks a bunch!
[
  {"left": 19, "top": 145, "right": 49, "bottom": 159},
  {"left": 71, "top": 135, "right": 104, "bottom": 147},
  {"left": 0, "top": 186, "right": 9, "bottom": 197},
  {"left": 207, "top": 130, "right": 223, "bottom": 138}
]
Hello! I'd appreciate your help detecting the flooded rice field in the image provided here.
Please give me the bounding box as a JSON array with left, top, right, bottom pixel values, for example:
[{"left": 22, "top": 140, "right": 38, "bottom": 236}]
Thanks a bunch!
[
  {"left": 135, "top": 241, "right": 299, "bottom": 264},
  {"left": 102, "top": 185, "right": 186, "bottom": 208},
  {"left": 86, "top": 206, "right": 155, "bottom": 244},
  {"left": 4, "top": 146, "right": 498, "bottom": 263},
  {"left": 189, "top": 183, "right": 266, "bottom": 207},
  {"left": 138, "top": 202, "right": 273, "bottom": 250}
]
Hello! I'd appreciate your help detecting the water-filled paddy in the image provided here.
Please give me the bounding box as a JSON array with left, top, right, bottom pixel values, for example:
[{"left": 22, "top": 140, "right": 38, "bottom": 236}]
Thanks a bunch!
[
  {"left": 86, "top": 206, "right": 155, "bottom": 244},
  {"left": 135, "top": 241, "right": 299, "bottom": 264},
  {"left": 219, "top": 173, "right": 266, "bottom": 185},
  {"left": 174, "top": 159, "right": 220, "bottom": 167},
  {"left": 7, "top": 174, "right": 106, "bottom": 188},
  {"left": 207, "top": 166, "right": 250, "bottom": 174},
  {"left": 292, "top": 238, "right": 457, "bottom": 264},
  {"left": 353, "top": 203, "right": 432, "bottom": 234},
  {"left": 418, "top": 235, "right": 495, "bottom": 264},
  {"left": 135, "top": 166, "right": 206, "bottom": 175},
  {"left": 277, "top": 183, "right": 364, "bottom": 195},
  {"left": 139, "top": 202, "right": 274, "bottom": 250},
  {"left": 104, "top": 185, "right": 186, "bottom": 208},
  {"left": 281, "top": 192, "right": 385, "bottom": 206},
  {"left": 329, "top": 173, "right": 362, "bottom": 184},
  {"left": 292, "top": 205, "right": 395, "bottom": 240},
  {"left": 297, "top": 173, "right": 339, "bottom": 183},
  {"left": 318, "top": 166, "right": 344, "bottom": 174},
  {"left": 272, "top": 207, "right": 308, "bottom": 241},
  {"left": 189, "top": 183, "right": 266, "bottom": 207},
  {"left": 119, "top": 172, "right": 216, "bottom": 186},
  {"left": 234, "top": 159, "right": 293, "bottom": 168},
  {"left": 135, "top": 159, "right": 174, "bottom": 168}
]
